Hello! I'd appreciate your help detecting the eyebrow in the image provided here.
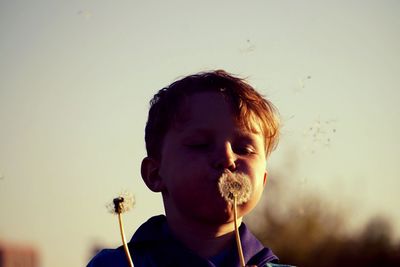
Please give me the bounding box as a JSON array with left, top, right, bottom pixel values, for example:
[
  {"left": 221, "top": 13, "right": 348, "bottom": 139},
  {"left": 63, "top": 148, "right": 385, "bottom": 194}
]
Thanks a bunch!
[
  {"left": 234, "top": 127, "right": 262, "bottom": 137},
  {"left": 181, "top": 125, "right": 261, "bottom": 135},
  {"left": 178, "top": 127, "right": 213, "bottom": 137},
  {"left": 235, "top": 134, "right": 260, "bottom": 146}
]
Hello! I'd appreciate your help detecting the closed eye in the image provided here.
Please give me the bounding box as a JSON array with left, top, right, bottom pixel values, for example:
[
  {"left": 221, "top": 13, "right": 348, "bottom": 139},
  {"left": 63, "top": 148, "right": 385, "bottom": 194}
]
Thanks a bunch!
[
  {"left": 233, "top": 145, "right": 256, "bottom": 155},
  {"left": 185, "top": 143, "right": 210, "bottom": 150}
]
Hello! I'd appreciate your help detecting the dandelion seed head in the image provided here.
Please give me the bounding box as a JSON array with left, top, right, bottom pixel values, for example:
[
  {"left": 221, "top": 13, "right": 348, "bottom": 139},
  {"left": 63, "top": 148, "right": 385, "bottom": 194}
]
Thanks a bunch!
[
  {"left": 218, "top": 172, "right": 252, "bottom": 205},
  {"left": 107, "top": 191, "right": 135, "bottom": 214}
]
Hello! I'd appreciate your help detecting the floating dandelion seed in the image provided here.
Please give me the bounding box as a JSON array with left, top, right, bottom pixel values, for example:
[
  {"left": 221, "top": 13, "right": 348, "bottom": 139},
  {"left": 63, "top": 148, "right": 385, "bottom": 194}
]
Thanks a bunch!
[
  {"left": 77, "top": 10, "right": 93, "bottom": 20},
  {"left": 303, "top": 118, "right": 337, "bottom": 153},
  {"left": 293, "top": 75, "right": 312, "bottom": 94},
  {"left": 107, "top": 191, "right": 135, "bottom": 267},
  {"left": 218, "top": 172, "right": 252, "bottom": 205},
  {"left": 218, "top": 173, "right": 252, "bottom": 267},
  {"left": 239, "top": 39, "right": 256, "bottom": 53}
]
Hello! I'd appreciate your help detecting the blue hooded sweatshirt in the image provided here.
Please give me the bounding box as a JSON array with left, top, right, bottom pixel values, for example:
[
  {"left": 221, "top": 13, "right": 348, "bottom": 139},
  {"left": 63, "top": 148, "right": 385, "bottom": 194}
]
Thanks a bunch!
[{"left": 87, "top": 215, "right": 290, "bottom": 267}]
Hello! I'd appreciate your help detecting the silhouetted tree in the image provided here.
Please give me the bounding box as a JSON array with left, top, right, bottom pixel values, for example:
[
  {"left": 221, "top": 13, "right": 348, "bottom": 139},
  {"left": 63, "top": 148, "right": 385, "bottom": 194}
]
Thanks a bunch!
[{"left": 247, "top": 170, "right": 400, "bottom": 267}]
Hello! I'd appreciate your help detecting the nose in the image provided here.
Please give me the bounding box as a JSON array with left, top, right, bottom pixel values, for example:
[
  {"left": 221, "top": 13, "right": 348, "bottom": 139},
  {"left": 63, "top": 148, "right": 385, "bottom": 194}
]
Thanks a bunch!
[{"left": 213, "top": 142, "right": 237, "bottom": 171}]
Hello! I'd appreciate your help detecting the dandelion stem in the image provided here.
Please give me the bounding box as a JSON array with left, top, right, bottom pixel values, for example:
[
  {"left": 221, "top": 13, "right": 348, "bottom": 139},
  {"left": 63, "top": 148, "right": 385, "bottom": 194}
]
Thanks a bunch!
[
  {"left": 233, "top": 196, "right": 245, "bottom": 267},
  {"left": 117, "top": 212, "right": 134, "bottom": 267}
]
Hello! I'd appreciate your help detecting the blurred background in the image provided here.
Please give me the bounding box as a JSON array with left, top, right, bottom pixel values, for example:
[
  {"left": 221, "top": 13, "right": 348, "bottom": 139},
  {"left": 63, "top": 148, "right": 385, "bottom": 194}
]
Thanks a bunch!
[{"left": 0, "top": 0, "right": 399, "bottom": 266}]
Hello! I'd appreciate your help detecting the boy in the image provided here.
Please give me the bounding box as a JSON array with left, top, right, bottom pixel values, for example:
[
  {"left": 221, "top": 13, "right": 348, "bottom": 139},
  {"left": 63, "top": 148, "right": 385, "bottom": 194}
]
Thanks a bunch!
[{"left": 88, "top": 70, "right": 290, "bottom": 267}]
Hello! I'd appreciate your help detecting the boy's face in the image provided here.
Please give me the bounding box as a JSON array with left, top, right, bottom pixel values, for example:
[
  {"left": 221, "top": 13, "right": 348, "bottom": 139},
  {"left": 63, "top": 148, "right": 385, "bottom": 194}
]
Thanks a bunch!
[{"left": 151, "top": 92, "right": 267, "bottom": 225}]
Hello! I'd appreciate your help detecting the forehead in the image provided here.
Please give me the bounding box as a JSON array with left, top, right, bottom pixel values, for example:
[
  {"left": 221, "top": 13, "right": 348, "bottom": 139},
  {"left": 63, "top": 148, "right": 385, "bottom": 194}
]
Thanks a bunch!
[{"left": 173, "top": 92, "right": 262, "bottom": 134}]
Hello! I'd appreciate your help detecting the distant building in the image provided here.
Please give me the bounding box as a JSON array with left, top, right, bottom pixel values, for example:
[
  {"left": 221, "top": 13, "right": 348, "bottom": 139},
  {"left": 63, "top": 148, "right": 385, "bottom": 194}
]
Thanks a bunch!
[{"left": 0, "top": 241, "right": 39, "bottom": 267}]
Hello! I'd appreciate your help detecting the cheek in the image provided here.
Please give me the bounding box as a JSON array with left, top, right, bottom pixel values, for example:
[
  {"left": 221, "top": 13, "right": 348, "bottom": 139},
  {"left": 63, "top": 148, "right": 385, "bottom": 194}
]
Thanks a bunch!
[
  {"left": 161, "top": 164, "right": 210, "bottom": 201},
  {"left": 253, "top": 173, "right": 267, "bottom": 202},
  {"left": 240, "top": 188, "right": 263, "bottom": 216},
  {"left": 240, "top": 170, "right": 266, "bottom": 213}
]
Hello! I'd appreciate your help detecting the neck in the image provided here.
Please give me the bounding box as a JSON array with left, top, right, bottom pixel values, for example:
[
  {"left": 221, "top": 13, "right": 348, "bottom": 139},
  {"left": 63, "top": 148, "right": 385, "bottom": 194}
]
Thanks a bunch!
[{"left": 166, "top": 214, "right": 242, "bottom": 259}]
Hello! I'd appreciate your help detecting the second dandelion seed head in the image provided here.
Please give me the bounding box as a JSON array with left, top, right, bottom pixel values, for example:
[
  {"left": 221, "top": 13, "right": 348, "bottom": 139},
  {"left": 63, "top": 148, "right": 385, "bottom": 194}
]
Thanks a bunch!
[{"left": 107, "top": 192, "right": 135, "bottom": 215}]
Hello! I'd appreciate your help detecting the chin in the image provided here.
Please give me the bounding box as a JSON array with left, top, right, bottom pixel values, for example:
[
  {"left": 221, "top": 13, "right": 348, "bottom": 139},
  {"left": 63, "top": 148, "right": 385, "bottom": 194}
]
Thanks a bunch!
[{"left": 206, "top": 208, "right": 238, "bottom": 226}]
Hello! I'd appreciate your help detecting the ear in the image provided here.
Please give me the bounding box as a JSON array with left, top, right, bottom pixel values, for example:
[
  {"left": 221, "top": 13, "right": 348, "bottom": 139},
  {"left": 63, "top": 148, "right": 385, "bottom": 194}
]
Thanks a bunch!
[
  {"left": 141, "top": 157, "right": 164, "bottom": 192},
  {"left": 263, "top": 170, "right": 268, "bottom": 187}
]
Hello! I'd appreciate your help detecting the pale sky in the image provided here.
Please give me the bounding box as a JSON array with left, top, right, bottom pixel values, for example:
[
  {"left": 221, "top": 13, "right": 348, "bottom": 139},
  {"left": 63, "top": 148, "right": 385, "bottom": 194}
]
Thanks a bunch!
[{"left": 1, "top": 1, "right": 399, "bottom": 267}]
